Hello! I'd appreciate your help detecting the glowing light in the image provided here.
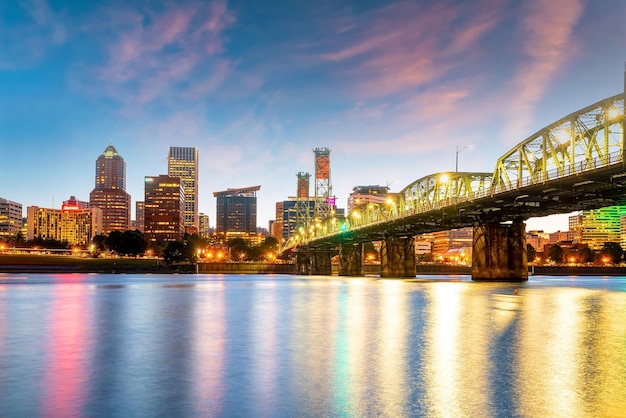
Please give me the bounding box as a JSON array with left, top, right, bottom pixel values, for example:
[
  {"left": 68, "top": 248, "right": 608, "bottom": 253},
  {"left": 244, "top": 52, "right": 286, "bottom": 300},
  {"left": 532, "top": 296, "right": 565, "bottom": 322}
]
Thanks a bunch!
[
  {"left": 439, "top": 173, "right": 450, "bottom": 183},
  {"left": 608, "top": 108, "right": 620, "bottom": 120}
]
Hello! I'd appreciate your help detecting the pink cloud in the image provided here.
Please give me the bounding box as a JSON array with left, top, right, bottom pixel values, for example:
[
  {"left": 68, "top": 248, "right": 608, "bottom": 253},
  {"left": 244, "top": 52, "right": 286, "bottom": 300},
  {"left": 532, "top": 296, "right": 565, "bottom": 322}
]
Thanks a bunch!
[
  {"left": 504, "top": 0, "right": 585, "bottom": 141},
  {"left": 96, "top": 0, "right": 236, "bottom": 106},
  {"left": 315, "top": 0, "right": 505, "bottom": 98}
]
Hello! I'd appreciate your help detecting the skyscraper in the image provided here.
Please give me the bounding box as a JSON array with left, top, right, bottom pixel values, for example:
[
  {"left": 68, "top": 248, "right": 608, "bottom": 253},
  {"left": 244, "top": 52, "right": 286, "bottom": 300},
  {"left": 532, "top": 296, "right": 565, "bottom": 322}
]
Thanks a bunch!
[
  {"left": 214, "top": 186, "right": 260, "bottom": 237},
  {"left": 0, "top": 198, "right": 23, "bottom": 238},
  {"left": 144, "top": 175, "right": 185, "bottom": 243},
  {"left": 89, "top": 144, "right": 131, "bottom": 234},
  {"left": 168, "top": 147, "right": 199, "bottom": 234}
]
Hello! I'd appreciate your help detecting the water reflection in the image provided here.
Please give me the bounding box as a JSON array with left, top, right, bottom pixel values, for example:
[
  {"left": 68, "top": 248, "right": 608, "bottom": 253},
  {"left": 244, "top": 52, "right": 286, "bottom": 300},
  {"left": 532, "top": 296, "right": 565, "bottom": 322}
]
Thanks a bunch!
[
  {"left": 0, "top": 274, "right": 625, "bottom": 417},
  {"left": 40, "top": 283, "right": 91, "bottom": 418}
]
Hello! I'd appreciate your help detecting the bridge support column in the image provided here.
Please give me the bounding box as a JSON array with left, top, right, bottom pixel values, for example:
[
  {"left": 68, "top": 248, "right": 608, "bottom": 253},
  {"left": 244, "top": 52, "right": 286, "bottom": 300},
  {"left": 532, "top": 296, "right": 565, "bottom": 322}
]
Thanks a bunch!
[
  {"left": 380, "top": 236, "right": 416, "bottom": 277},
  {"left": 339, "top": 243, "right": 363, "bottom": 276},
  {"left": 295, "top": 252, "right": 312, "bottom": 275},
  {"left": 295, "top": 250, "right": 333, "bottom": 275},
  {"left": 311, "top": 250, "right": 333, "bottom": 275},
  {"left": 472, "top": 219, "right": 528, "bottom": 281}
]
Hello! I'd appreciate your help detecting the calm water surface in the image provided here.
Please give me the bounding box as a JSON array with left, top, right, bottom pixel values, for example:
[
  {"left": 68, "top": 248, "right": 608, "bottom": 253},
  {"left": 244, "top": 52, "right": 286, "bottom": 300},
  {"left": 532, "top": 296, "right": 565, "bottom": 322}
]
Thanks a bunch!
[{"left": 1, "top": 273, "right": 625, "bottom": 417}]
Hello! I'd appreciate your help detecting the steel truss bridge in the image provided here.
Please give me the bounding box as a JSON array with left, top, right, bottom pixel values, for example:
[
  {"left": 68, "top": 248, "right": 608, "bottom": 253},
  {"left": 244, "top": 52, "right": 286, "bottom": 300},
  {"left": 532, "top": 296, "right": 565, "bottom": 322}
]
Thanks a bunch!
[{"left": 286, "top": 93, "right": 625, "bottom": 250}]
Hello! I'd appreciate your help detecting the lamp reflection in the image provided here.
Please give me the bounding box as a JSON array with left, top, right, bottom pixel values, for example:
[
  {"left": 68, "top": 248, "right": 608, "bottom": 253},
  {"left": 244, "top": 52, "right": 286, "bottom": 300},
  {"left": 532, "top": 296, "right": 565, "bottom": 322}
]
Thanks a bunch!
[
  {"left": 192, "top": 283, "right": 226, "bottom": 416},
  {"left": 41, "top": 282, "right": 90, "bottom": 418}
]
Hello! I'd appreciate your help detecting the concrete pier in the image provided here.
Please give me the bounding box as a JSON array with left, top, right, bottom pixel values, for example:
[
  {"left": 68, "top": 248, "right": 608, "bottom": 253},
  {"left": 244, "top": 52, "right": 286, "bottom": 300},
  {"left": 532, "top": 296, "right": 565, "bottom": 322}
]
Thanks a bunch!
[
  {"left": 472, "top": 219, "right": 528, "bottom": 281},
  {"left": 380, "top": 236, "right": 416, "bottom": 277},
  {"left": 338, "top": 243, "right": 363, "bottom": 276}
]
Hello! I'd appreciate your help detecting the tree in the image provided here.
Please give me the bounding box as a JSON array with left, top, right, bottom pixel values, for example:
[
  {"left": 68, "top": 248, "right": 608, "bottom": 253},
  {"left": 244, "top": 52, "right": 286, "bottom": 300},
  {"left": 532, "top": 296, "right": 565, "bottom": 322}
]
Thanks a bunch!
[
  {"left": 579, "top": 247, "right": 595, "bottom": 263},
  {"left": 548, "top": 244, "right": 564, "bottom": 264},
  {"left": 104, "top": 230, "right": 147, "bottom": 256},
  {"left": 92, "top": 234, "right": 106, "bottom": 252},
  {"left": 228, "top": 238, "right": 250, "bottom": 260},
  {"left": 527, "top": 244, "right": 536, "bottom": 263},
  {"left": 601, "top": 242, "right": 623, "bottom": 264},
  {"left": 163, "top": 241, "right": 187, "bottom": 264}
]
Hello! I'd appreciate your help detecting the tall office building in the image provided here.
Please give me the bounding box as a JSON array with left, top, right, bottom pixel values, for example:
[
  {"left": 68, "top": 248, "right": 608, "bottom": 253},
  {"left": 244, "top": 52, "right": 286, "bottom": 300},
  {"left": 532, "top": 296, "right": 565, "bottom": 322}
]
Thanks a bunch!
[
  {"left": 168, "top": 147, "right": 199, "bottom": 234},
  {"left": 144, "top": 175, "right": 185, "bottom": 243},
  {"left": 89, "top": 144, "right": 131, "bottom": 234},
  {"left": 275, "top": 198, "right": 316, "bottom": 246},
  {"left": 0, "top": 198, "right": 23, "bottom": 238},
  {"left": 198, "top": 213, "right": 210, "bottom": 238},
  {"left": 135, "top": 201, "right": 145, "bottom": 233},
  {"left": 27, "top": 197, "right": 102, "bottom": 246},
  {"left": 579, "top": 205, "right": 625, "bottom": 250},
  {"left": 214, "top": 186, "right": 260, "bottom": 237}
]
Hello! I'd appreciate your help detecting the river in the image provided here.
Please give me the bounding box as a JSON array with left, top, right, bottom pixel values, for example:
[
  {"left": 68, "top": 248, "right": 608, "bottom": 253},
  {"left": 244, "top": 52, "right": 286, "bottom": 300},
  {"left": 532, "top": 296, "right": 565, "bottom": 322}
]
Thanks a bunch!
[{"left": 1, "top": 273, "right": 625, "bottom": 417}]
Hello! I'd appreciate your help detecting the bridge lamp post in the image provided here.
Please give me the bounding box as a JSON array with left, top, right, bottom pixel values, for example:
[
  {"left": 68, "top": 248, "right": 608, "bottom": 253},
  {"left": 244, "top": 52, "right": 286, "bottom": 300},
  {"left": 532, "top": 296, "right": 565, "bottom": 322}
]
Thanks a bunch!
[{"left": 456, "top": 145, "right": 468, "bottom": 172}]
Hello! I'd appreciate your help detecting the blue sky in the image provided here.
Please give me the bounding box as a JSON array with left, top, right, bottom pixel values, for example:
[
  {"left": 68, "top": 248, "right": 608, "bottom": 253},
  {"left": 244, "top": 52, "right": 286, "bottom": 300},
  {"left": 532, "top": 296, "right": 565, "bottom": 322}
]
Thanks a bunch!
[{"left": 1, "top": 0, "right": 625, "bottom": 232}]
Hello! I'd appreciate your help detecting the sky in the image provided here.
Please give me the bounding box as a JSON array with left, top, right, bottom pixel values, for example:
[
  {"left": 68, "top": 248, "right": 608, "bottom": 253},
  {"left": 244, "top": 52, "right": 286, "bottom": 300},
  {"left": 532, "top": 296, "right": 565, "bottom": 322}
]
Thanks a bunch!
[{"left": 1, "top": 0, "right": 625, "bottom": 233}]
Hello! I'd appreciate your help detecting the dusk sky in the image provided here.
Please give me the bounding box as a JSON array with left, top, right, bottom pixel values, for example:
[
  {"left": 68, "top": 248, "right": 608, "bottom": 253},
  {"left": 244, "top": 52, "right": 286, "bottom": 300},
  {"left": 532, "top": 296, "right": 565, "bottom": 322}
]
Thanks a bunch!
[{"left": 1, "top": 0, "right": 625, "bottom": 232}]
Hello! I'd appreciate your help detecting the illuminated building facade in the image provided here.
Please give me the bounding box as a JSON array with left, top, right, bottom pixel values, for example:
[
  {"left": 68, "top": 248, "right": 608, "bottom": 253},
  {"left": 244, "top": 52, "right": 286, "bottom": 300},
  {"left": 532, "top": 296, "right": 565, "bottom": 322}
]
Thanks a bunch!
[
  {"left": 568, "top": 213, "right": 583, "bottom": 243},
  {"left": 198, "top": 213, "right": 210, "bottom": 238},
  {"left": 214, "top": 186, "right": 260, "bottom": 237},
  {"left": 135, "top": 201, "right": 144, "bottom": 233},
  {"left": 26, "top": 197, "right": 102, "bottom": 245},
  {"left": 0, "top": 198, "right": 23, "bottom": 238},
  {"left": 168, "top": 147, "right": 199, "bottom": 233},
  {"left": 89, "top": 144, "right": 131, "bottom": 234},
  {"left": 432, "top": 227, "right": 473, "bottom": 262},
  {"left": 580, "top": 205, "right": 625, "bottom": 250},
  {"left": 144, "top": 175, "right": 185, "bottom": 243},
  {"left": 347, "top": 185, "right": 390, "bottom": 212},
  {"left": 275, "top": 198, "right": 316, "bottom": 246}
]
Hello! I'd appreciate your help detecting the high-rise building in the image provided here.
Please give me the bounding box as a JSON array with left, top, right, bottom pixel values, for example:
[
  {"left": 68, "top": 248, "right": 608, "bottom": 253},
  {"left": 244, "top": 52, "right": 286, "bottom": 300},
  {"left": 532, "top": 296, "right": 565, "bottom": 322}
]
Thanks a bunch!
[
  {"left": 144, "top": 175, "right": 185, "bottom": 243},
  {"left": 275, "top": 198, "right": 316, "bottom": 246},
  {"left": 568, "top": 213, "right": 583, "bottom": 243},
  {"left": 580, "top": 205, "right": 625, "bottom": 250},
  {"left": 89, "top": 144, "right": 131, "bottom": 234},
  {"left": 0, "top": 198, "right": 23, "bottom": 238},
  {"left": 198, "top": 213, "right": 210, "bottom": 238},
  {"left": 27, "top": 196, "right": 102, "bottom": 246},
  {"left": 214, "top": 186, "right": 260, "bottom": 237},
  {"left": 168, "top": 147, "right": 199, "bottom": 234},
  {"left": 135, "top": 201, "right": 145, "bottom": 233}
]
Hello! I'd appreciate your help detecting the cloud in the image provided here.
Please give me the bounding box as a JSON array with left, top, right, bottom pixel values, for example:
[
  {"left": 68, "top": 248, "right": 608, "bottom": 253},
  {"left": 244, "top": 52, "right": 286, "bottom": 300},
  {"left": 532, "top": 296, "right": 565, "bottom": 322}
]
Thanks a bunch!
[
  {"left": 504, "top": 0, "right": 585, "bottom": 141},
  {"left": 93, "top": 0, "right": 236, "bottom": 107},
  {"left": 314, "top": 0, "right": 505, "bottom": 99}
]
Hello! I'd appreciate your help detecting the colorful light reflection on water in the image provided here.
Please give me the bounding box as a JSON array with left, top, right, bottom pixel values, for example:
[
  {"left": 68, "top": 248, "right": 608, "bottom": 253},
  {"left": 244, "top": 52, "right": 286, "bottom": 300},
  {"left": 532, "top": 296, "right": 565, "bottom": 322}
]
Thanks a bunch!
[{"left": 0, "top": 274, "right": 625, "bottom": 417}]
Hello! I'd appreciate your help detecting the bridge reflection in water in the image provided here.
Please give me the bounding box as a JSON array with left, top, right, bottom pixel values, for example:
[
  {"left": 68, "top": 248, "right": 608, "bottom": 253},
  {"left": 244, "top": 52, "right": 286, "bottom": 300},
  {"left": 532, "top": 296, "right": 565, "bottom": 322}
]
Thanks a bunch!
[{"left": 288, "top": 92, "right": 625, "bottom": 281}]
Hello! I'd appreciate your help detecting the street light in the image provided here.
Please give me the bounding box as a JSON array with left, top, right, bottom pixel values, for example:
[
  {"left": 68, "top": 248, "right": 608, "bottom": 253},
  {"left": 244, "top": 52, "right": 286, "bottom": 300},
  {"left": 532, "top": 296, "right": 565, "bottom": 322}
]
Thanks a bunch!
[{"left": 456, "top": 145, "right": 468, "bottom": 172}]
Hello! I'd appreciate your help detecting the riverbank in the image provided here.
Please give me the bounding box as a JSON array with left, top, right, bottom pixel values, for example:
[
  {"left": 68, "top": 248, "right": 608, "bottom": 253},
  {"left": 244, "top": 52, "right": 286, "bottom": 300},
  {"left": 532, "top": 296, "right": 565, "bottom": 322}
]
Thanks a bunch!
[
  {"left": 4, "top": 254, "right": 626, "bottom": 276},
  {"left": 0, "top": 254, "right": 194, "bottom": 274}
]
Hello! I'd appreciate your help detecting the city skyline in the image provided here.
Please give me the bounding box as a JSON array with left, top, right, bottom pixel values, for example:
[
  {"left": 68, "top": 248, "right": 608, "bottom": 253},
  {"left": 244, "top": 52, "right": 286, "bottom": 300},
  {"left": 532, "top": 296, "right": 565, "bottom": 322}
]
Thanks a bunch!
[{"left": 2, "top": 0, "right": 625, "bottom": 231}]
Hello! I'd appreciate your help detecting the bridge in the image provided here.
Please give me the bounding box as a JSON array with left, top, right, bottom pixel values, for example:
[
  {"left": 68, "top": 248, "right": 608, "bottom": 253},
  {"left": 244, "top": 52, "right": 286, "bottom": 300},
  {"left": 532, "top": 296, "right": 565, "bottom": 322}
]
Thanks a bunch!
[{"left": 286, "top": 87, "right": 625, "bottom": 281}]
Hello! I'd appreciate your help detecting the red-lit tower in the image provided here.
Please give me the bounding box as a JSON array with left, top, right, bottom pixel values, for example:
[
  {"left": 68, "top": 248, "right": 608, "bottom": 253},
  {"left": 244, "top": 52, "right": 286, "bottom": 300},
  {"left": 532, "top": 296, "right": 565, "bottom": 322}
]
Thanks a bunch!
[{"left": 313, "top": 147, "right": 334, "bottom": 222}]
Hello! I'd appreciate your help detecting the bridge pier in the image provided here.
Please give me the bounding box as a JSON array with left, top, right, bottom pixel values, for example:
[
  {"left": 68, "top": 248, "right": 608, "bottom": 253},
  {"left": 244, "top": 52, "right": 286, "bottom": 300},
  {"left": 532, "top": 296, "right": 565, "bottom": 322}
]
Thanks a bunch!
[
  {"left": 311, "top": 250, "right": 333, "bottom": 275},
  {"left": 295, "top": 252, "right": 312, "bottom": 275},
  {"left": 380, "top": 236, "right": 416, "bottom": 277},
  {"left": 339, "top": 243, "right": 363, "bottom": 276},
  {"left": 295, "top": 250, "right": 333, "bottom": 275},
  {"left": 472, "top": 219, "right": 528, "bottom": 281}
]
